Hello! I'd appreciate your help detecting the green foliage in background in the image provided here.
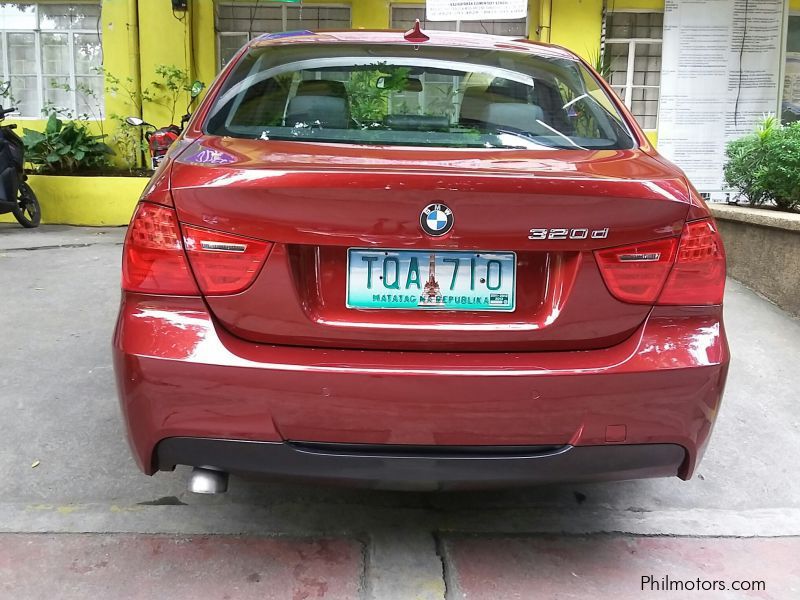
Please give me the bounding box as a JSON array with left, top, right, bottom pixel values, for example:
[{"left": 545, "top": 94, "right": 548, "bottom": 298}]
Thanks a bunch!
[
  {"left": 589, "top": 48, "right": 613, "bottom": 81},
  {"left": 105, "top": 69, "right": 148, "bottom": 170},
  {"left": 724, "top": 116, "right": 800, "bottom": 212},
  {"left": 144, "top": 64, "right": 200, "bottom": 125},
  {"left": 345, "top": 67, "right": 410, "bottom": 127},
  {"left": 23, "top": 113, "right": 114, "bottom": 173},
  {"left": 30, "top": 64, "right": 204, "bottom": 171}
]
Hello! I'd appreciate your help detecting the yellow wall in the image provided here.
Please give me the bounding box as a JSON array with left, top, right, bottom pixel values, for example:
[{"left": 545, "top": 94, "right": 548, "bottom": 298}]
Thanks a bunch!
[
  {"left": 547, "top": 0, "right": 604, "bottom": 60},
  {"left": 352, "top": 0, "right": 391, "bottom": 29},
  {"left": 102, "top": 0, "right": 140, "bottom": 123},
  {"left": 0, "top": 175, "right": 147, "bottom": 226},
  {"left": 193, "top": 0, "right": 218, "bottom": 94},
  {"left": 137, "top": 0, "right": 195, "bottom": 126}
]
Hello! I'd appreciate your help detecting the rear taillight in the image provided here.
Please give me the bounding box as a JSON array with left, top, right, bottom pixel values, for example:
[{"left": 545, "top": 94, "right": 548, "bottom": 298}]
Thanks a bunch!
[
  {"left": 657, "top": 218, "right": 726, "bottom": 305},
  {"left": 122, "top": 203, "right": 199, "bottom": 295},
  {"left": 595, "top": 218, "right": 725, "bottom": 306},
  {"left": 182, "top": 225, "right": 272, "bottom": 295},
  {"left": 595, "top": 237, "right": 678, "bottom": 304}
]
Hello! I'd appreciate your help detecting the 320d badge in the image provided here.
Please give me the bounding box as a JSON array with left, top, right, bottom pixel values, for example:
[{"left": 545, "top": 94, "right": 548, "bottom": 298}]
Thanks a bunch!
[{"left": 528, "top": 227, "right": 609, "bottom": 240}]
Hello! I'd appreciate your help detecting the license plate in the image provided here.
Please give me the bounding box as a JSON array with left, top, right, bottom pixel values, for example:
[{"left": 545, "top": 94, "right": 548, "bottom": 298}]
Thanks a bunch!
[{"left": 346, "top": 249, "right": 516, "bottom": 311}]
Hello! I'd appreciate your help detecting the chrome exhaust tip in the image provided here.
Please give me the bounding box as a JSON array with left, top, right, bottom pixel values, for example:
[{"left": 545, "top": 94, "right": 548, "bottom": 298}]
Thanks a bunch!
[{"left": 187, "top": 467, "right": 229, "bottom": 494}]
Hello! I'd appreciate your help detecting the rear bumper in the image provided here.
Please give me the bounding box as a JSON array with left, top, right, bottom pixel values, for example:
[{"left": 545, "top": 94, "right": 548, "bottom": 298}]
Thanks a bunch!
[
  {"left": 113, "top": 293, "right": 729, "bottom": 486},
  {"left": 156, "top": 438, "right": 686, "bottom": 491}
]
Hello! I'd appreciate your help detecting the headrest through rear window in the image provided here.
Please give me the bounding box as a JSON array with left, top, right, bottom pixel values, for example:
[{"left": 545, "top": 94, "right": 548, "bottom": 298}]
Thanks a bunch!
[
  {"left": 482, "top": 102, "right": 546, "bottom": 133},
  {"left": 286, "top": 95, "right": 350, "bottom": 129},
  {"left": 295, "top": 80, "right": 348, "bottom": 98}
]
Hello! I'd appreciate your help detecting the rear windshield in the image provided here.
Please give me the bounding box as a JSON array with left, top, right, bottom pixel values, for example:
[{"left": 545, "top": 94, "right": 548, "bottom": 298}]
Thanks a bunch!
[{"left": 205, "top": 41, "right": 637, "bottom": 151}]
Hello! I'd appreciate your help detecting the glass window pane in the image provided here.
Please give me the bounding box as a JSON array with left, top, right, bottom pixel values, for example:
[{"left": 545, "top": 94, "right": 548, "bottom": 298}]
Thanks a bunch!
[
  {"left": 605, "top": 42, "right": 629, "bottom": 86},
  {"left": 217, "top": 3, "right": 352, "bottom": 69},
  {"left": 44, "top": 75, "right": 73, "bottom": 114},
  {"left": 392, "top": 7, "right": 525, "bottom": 37},
  {"left": 208, "top": 43, "right": 637, "bottom": 150},
  {"left": 220, "top": 34, "right": 249, "bottom": 69},
  {"left": 41, "top": 33, "right": 70, "bottom": 76},
  {"left": 0, "top": 4, "right": 36, "bottom": 29},
  {"left": 645, "top": 70, "right": 660, "bottom": 86},
  {"left": 604, "top": 21, "right": 661, "bottom": 129},
  {"left": 607, "top": 13, "right": 632, "bottom": 38},
  {"left": 630, "top": 91, "right": 659, "bottom": 130},
  {"left": 217, "top": 4, "right": 282, "bottom": 33},
  {"left": 607, "top": 11, "right": 662, "bottom": 40},
  {"left": 392, "top": 7, "right": 456, "bottom": 31},
  {"left": 74, "top": 33, "right": 102, "bottom": 75},
  {"left": 7, "top": 33, "right": 37, "bottom": 117},
  {"left": 2, "top": 5, "right": 103, "bottom": 118},
  {"left": 8, "top": 33, "right": 36, "bottom": 75},
  {"left": 427, "top": 19, "right": 457, "bottom": 32},
  {"left": 782, "top": 16, "right": 800, "bottom": 123},
  {"left": 249, "top": 18, "right": 282, "bottom": 33},
  {"left": 318, "top": 7, "right": 351, "bottom": 28},
  {"left": 40, "top": 3, "right": 102, "bottom": 30},
  {"left": 10, "top": 75, "right": 38, "bottom": 117},
  {"left": 788, "top": 15, "right": 800, "bottom": 53},
  {"left": 75, "top": 76, "right": 104, "bottom": 118},
  {"left": 286, "top": 6, "right": 350, "bottom": 29},
  {"left": 634, "top": 43, "right": 661, "bottom": 88},
  {"left": 459, "top": 19, "right": 526, "bottom": 37}
]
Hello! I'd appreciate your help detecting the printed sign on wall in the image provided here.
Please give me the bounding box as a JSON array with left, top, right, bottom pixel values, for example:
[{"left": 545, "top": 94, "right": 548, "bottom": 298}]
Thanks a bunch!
[
  {"left": 426, "top": 0, "right": 527, "bottom": 21},
  {"left": 657, "top": 0, "right": 785, "bottom": 193}
]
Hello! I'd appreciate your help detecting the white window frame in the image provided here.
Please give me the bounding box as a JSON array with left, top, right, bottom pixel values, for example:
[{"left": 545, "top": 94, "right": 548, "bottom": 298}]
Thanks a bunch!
[
  {"left": 390, "top": 3, "right": 528, "bottom": 39},
  {"left": 215, "top": 2, "right": 352, "bottom": 71},
  {"left": 0, "top": 3, "right": 103, "bottom": 119},
  {"left": 604, "top": 9, "right": 662, "bottom": 129},
  {"left": 779, "top": 10, "right": 800, "bottom": 123}
]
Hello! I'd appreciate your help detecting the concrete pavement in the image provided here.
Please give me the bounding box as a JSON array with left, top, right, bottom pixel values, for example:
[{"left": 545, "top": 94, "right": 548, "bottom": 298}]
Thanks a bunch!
[{"left": 1, "top": 223, "right": 798, "bottom": 599}]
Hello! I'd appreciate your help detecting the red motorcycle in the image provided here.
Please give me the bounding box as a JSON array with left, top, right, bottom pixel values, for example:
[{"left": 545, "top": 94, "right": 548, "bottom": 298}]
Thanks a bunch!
[{"left": 126, "top": 81, "right": 204, "bottom": 170}]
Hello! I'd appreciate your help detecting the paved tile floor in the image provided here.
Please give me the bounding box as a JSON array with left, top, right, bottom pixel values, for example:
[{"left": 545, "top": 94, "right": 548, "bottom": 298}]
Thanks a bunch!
[{"left": 1, "top": 224, "right": 798, "bottom": 599}]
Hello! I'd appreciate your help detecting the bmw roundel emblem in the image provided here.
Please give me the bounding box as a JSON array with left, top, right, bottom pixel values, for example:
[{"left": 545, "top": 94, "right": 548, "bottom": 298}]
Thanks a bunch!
[{"left": 420, "top": 203, "right": 454, "bottom": 237}]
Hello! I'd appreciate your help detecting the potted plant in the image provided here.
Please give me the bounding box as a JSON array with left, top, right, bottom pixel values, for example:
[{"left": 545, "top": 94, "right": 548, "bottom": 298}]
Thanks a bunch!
[{"left": 3, "top": 65, "right": 204, "bottom": 226}]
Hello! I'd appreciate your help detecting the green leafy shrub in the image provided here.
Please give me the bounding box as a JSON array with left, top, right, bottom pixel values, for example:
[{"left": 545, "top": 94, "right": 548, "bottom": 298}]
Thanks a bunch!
[
  {"left": 143, "top": 64, "right": 200, "bottom": 124},
  {"left": 591, "top": 47, "right": 613, "bottom": 81},
  {"left": 23, "top": 113, "right": 115, "bottom": 173},
  {"left": 724, "top": 116, "right": 800, "bottom": 212},
  {"left": 105, "top": 69, "right": 147, "bottom": 169}
]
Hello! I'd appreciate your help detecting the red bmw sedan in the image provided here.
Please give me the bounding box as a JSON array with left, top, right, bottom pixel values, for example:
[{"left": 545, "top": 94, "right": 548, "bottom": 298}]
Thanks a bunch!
[{"left": 113, "top": 28, "right": 729, "bottom": 493}]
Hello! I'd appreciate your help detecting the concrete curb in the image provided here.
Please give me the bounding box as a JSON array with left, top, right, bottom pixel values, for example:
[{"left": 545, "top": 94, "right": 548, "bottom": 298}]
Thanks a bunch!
[
  {"left": 3, "top": 502, "right": 800, "bottom": 538},
  {"left": 709, "top": 203, "right": 800, "bottom": 232},
  {"left": 709, "top": 204, "right": 800, "bottom": 316}
]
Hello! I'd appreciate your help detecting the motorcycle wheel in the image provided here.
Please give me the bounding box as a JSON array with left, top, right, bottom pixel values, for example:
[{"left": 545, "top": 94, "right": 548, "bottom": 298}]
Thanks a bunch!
[{"left": 12, "top": 181, "right": 41, "bottom": 228}]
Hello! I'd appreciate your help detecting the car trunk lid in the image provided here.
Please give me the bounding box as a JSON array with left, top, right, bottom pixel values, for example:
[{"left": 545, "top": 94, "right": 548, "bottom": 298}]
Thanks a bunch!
[{"left": 170, "top": 137, "right": 690, "bottom": 352}]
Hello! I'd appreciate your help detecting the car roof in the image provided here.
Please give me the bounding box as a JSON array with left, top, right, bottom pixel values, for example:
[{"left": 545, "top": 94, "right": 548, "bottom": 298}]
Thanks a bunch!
[{"left": 248, "top": 29, "right": 580, "bottom": 62}]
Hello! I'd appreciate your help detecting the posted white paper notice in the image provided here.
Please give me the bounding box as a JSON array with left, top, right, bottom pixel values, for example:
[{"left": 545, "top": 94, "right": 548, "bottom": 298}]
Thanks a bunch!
[{"left": 426, "top": 0, "right": 527, "bottom": 21}]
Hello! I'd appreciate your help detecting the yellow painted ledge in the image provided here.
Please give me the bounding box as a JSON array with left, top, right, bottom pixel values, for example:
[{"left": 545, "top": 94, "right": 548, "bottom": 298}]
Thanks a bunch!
[{"left": 0, "top": 175, "right": 148, "bottom": 226}]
